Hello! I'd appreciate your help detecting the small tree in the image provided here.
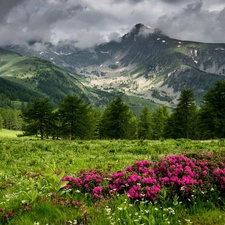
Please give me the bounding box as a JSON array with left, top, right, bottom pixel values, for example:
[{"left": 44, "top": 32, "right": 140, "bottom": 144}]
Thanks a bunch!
[
  {"left": 199, "top": 80, "right": 225, "bottom": 139},
  {"left": 0, "top": 114, "right": 3, "bottom": 130},
  {"left": 167, "top": 89, "right": 197, "bottom": 139},
  {"left": 58, "top": 95, "right": 93, "bottom": 140},
  {"left": 100, "top": 97, "right": 137, "bottom": 139},
  {"left": 48, "top": 109, "right": 61, "bottom": 140},
  {"left": 0, "top": 108, "right": 22, "bottom": 130},
  {"left": 152, "top": 105, "right": 170, "bottom": 140},
  {"left": 138, "top": 105, "right": 153, "bottom": 139},
  {"left": 22, "top": 98, "right": 53, "bottom": 139}
]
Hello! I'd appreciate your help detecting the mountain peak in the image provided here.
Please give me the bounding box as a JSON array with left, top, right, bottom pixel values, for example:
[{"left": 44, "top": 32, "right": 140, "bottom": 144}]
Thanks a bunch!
[
  {"left": 131, "top": 23, "right": 151, "bottom": 33},
  {"left": 130, "top": 24, "right": 167, "bottom": 38},
  {"left": 134, "top": 23, "right": 145, "bottom": 29}
]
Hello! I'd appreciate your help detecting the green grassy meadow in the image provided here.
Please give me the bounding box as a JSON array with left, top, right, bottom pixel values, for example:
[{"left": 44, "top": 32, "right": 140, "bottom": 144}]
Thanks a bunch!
[
  {"left": 0, "top": 135, "right": 225, "bottom": 224},
  {"left": 0, "top": 129, "right": 23, "bottom": 138}
]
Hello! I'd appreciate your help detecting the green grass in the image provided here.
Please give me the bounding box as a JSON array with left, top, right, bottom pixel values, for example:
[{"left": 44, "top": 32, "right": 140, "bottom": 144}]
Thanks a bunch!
[
  {"left": 121, "top": 95, "right": 161, "bottom": 115},
  {"left": 0, "top": 129, "right": 23, "bottom": 138},
  {"left": 0, "top": 137, "right": 224, "bottom": 224}
]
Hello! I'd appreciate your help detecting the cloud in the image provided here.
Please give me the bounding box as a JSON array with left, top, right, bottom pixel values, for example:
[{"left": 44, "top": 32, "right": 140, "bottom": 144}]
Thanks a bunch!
[
  {"left": 108, "top": 32, "right": 122, "bottom": 42},
  {"left": 0, "top": 0, "right": 225, "bottom": 48},
  {"left": 73, "top": 31, "right": 105, "bottom": 48},
  {"left": 160, "top": 0, "right": 188, "bottom": 4},
  {"left": 217, "top": 7, "right": 225, "bottom": 24},
  {"left": 0, "top": 0, "right": 85, "bottom": 46},
  {"left": 154, "top": 1, "right": 225, "bottom": 43},
  {"left": 0, "top": 0, "right": 27, "bottom": 23},
  {"left": 112, "top": 0, "right": 146, "bottom": 4},
  {"left": 184, "top": 1, "right": 203, "bottom": 14}
]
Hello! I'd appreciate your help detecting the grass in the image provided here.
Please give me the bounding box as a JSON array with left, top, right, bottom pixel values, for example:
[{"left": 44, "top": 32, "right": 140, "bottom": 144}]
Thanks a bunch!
[
  {"left": 121, "top": 95, "right": 160, "bottom": 115},
  {"left": 0, "top": 129, "right": 23, "bottom": 138},
  {"left": 0, "top": 137, "right": 224, "bottom": 224}
]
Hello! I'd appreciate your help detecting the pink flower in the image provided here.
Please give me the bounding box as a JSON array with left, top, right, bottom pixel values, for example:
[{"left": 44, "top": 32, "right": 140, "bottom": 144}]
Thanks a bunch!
[
  {"left": 4, "top": 211, "right": 13, "bottom": 217},
  {"left": 113, "top": 171, "right": 125, "bottom": 179},
  {"left": 202, "top": 171, "right": 207, "bottom": 176},
  {"left": 92, "top": 186, "right": 103, "bottom": 199},
  {"left": 151, "top": 185, "right": 161, "bottom": 195},
  {"left": 25, "top": 205, "right": 31, "bottom": 211},
  {"left": 142, "top": 177, "right": 156, "bottom": 184},
  {"left": 126, "top": 166, "right": 133, "bottom": 172},
  {"left": 72, "top": 201, "right": 83, "bottom": 206}
]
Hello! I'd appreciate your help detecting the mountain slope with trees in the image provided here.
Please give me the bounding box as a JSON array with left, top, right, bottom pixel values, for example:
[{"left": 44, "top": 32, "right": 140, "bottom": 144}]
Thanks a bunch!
[
  {"left": 19, "top": 80, "right": 225, "bottom": 140},
  {"left": 0, "top": 48, "right": 88, "bottom": 106},
  {"left": 4, "top": 24, "right": 225, "bottom": 107},
  {"left": 0, "top": 47, "right": 160, "bottom": 113}
]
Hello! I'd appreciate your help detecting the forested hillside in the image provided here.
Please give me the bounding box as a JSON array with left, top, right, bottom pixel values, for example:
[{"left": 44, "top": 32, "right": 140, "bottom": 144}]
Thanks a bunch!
[
  {"left": 0, "top": 47, "right": 159, "bottom": 113},
  {"left": 5, "top": 24, "right": 225, "bottom": 107},
  {"left": 0, "top": 48, "right": 89, "bottom": 107},
  {"left": 17, "top": 80, "right": 225, "bottom": 140}
]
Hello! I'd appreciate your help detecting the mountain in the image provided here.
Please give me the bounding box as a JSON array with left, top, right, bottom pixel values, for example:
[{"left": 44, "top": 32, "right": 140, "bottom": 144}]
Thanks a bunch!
[
  {"left": 0, "top": 48, "right": 91, "bottom": 107},
  {"left": 3, "top": 23, "right": 225, "bottom": 108},
  {"left": 0, "top": 47, "right": 158, "bottom": 113}
]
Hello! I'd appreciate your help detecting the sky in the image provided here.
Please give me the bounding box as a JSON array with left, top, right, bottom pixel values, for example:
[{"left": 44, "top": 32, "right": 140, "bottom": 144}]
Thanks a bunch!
[{"left": 0, "top": 0, "right": 225, "bottom": 48}]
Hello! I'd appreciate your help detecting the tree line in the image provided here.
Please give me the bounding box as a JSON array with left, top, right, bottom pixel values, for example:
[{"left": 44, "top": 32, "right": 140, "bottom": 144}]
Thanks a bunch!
[
  {"left": 3, "top": 80, "right": 225, "bottom": 140},
  {"left": 0, "top": 108, "right": 23, "bottom": 131}
]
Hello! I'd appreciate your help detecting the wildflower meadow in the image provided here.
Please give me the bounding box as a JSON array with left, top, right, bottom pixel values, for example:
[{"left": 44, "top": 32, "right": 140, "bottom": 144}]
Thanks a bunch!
[{"left": 0, "top": 138, "right": 225, "bottom": 224}]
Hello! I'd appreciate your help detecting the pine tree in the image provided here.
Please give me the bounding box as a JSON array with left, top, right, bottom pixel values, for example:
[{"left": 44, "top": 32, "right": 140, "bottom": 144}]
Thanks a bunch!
[
  {"left": 168, "top": 89, "right": 197, "bottom": 139},
  {"left": 0, "top": 108, "right": 23, "bottom": 130},
  {"left": 138, "top": 105, "right": 153, "bottom": 139},
  {"left": 22, "top": 98, "right": 53, "bottom": 139},
  {"left": 152, "top": 105, "right": 170, "bottom": 140},
  {"left": 0, "top": 114, "right": 3, "bottom": 130},
  {"left": 100, "top": 97, "right": 137, "bottom": 139},
  {"left": 199, "top": 80, "right": 225, "bottom": 139},
  {"left": 58, "top": 95, "right": 93, "bottom": 140}
]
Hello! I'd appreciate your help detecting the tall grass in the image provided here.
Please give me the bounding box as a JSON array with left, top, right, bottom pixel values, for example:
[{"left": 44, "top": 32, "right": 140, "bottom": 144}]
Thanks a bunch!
[{"left": 0, "top": 137, "right": 224, "bottom": 224}]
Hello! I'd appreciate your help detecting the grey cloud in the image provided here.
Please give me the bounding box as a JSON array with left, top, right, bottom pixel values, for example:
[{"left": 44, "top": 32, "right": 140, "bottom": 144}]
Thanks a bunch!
[
  {"left": 108, "top": 32, "right": 121, "bottom": 42},
  {"left": 72, "top": 31, "right": 105, "bottom": 49},
  {"left": 112, "top": 0, "right": 146, "bottom": 4},
  {"left": 217, "top": 7, "right": 225, "bottom": 25},
  {"left": 155, "top": 1, "right": 225, "bottom": 43},
  {"left": 184, "top": 1, "right": 203, "bottom": 14},
  {"left": 66, "top": 4, "right": 84, "bottom": 15},
  {"left": 160, "top": 0, "right": 188, "bottom": 4},
  {"left": 0, "top": 0, "right": 27, "bottom": 23},
  {"left": 25, "top": 3, "right": 84, "bottom": 28},
  {"left": 0, "top": 0, "right": 225, "bottom": 49},
  {"left": 1, "top": 1, "right": 85, "bottom": 45}
]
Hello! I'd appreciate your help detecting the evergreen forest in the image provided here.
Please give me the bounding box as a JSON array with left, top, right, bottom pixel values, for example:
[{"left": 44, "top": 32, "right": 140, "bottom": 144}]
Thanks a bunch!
[{"left": 1, "top": 80, "right": 225, "bottom": 140}]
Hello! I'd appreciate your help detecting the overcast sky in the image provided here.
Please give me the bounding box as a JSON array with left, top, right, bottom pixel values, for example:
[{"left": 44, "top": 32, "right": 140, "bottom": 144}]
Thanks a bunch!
[{"left": 0, "top": 0, "right": 225, "bottom": 48}]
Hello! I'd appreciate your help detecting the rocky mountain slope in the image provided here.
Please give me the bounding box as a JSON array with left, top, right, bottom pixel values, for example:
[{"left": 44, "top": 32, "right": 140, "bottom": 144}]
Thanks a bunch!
[
  {"left": 4, "top": 23, "right": 225, "bottom": 107},
  {"left": 0, "top": 47, "right": 158, "bottom": 113},
  {"left": 0, "top": 48, "right": 90, "bottom": 106}
]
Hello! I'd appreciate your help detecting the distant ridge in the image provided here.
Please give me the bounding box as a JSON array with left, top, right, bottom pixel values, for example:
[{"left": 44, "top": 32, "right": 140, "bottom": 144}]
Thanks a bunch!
[{"left": 2, "top": 24, "right": 225, "bottom": 109}]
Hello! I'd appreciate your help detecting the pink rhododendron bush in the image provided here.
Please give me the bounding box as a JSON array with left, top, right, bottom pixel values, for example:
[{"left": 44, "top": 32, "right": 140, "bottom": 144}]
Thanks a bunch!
[
  {"left": 62, "top": 153, "right": 225, "bottom": 204},
  {"left": 1, "top": 151, "right": 225, "bottom": 224}
]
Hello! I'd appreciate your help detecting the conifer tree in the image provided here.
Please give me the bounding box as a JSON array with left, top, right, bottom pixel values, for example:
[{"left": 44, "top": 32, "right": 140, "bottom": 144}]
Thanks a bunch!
[
  {"left": 22, "top": 98, "right": 53, "bottom": 139},
  {"left": 199, "top": 80, "right": 225, "bottom": 139},
  {"left": 58, "top": 95, "right": 93, "bottom": 140},
  {"left": 100, "top": 97, "right": 137, "bottom": 139},
  {"left": 152, "top": 105, "right": 170, "bottom": 140},
  {"left": 167, "top": 89, "right": 197, "bottom": 139},
  {"left": 138, "top": 105, "right": 153, "bottom": 139},
  {"left": 0, "top": 114, "right": 2, "bottom": 130}
]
